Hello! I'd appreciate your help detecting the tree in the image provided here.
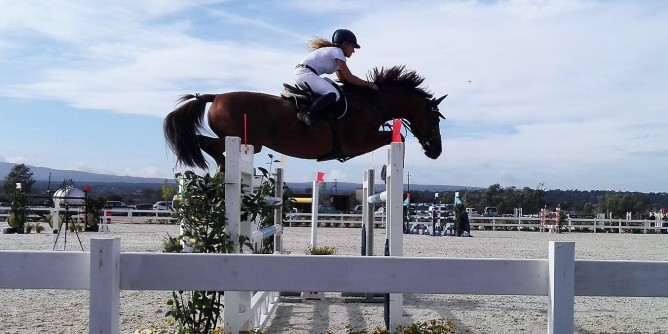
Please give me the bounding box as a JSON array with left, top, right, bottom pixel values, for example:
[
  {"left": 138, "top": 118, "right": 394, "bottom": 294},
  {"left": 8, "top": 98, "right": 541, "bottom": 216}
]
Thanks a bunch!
[
  {"left": 520, "top": 185, "right": 545, "bottom": 214},
  {"left": 161, "top": 179, "right": 176, "bottom": 201},
  {"left": 3, "top": 164, "right": 34, "bottom": 233},
  {"left": 3, "top": 164, "right": 35, "bottom": 196}
]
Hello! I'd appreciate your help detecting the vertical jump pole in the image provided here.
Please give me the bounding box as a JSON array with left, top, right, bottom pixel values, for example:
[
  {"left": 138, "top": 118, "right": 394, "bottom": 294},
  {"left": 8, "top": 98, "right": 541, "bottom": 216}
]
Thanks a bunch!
[
  {"left": 310, "top": 179, "right": 319, "bottom": 248},
  {"left": 362, "top": 169, "right": 375, "bottom": 256},
  {"left": 386, "top": 141, "right": 404, "bottom": 332},
  {"left": 224, "top": 136, "right": 255, "bottom": 332},
  {"left": 274, "top": 168, "right": 284, "bottom": 254}
]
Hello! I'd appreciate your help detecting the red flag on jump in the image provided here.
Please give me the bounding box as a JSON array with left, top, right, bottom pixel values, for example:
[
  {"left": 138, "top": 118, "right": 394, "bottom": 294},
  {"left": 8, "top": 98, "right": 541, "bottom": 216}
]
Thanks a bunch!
[
  {"left": 392, "top": 119, "right": 402, "bottom": 142},
  {"left": 316, "top": 172, "right": 325, "bottom": 183}
]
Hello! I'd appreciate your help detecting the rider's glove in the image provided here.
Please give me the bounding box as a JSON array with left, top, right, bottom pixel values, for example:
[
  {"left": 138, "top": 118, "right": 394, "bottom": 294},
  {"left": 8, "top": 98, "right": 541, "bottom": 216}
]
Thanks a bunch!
[{"left": 368, "top": 82, "right": 379, "bottom": 91}]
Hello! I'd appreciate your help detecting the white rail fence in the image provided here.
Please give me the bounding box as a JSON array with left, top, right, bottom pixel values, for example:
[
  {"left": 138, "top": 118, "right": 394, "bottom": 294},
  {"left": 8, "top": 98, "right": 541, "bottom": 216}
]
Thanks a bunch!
[
  {"left": 1, "top": 240, "right": 667, "bottom": 334},
  {"left": 0, "top": 206, "right": 177, "bottom": 225},
  {"left": 284, "top": 214, "right": 668, "bottom": 233},
  {"left": 4, "top": 209, "right": 666, "bottom": 234}
]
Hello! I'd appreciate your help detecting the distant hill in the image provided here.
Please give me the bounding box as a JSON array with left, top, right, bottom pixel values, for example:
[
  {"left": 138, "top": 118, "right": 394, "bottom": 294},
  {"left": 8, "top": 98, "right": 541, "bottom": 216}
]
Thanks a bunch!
[
  {"left": 0, "top": 162, "right": 167, "bottom": 183},
  {"left": 0, "top": 162, "right": 479, "bottom": 192}
]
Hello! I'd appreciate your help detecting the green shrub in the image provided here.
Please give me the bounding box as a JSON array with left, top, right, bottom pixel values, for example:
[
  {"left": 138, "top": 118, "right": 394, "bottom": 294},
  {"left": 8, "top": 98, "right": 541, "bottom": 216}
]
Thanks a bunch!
[
  {"left": 161, "top": 233, "right": 183, "bottom": 253},
  {"left": 343, "top": 317, "right": 457, "bottom": 334},
  {"left": 307, "top": 245, "right": 337, "bottom": 255},
  {"left": 164, "top": 163, "right": 283, "bottom": 333}
]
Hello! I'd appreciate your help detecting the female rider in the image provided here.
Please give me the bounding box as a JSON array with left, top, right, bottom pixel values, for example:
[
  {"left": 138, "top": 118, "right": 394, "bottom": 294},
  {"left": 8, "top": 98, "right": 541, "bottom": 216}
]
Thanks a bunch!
[{"left": 294, "top": 29, "right": 378, "bottom": 129}]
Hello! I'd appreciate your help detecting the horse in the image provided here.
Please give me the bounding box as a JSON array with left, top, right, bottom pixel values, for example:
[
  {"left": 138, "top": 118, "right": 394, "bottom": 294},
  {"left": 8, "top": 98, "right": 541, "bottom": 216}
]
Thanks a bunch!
[{"left": 164, "top": 65, "right": 446, "bottom": 170}]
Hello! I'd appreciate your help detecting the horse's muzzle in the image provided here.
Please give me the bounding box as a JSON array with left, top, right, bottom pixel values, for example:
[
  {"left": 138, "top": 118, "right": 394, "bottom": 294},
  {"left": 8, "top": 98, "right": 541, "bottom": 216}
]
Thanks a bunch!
[{"left": 422, "top": 136, "right": 442, "bottom": 159}]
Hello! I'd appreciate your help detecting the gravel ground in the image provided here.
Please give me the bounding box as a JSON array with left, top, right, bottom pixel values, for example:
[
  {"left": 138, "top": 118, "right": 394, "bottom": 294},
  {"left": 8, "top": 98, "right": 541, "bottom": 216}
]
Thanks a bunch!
[{"left": 1, "top": 223, "right": 667, "bottom": 333}]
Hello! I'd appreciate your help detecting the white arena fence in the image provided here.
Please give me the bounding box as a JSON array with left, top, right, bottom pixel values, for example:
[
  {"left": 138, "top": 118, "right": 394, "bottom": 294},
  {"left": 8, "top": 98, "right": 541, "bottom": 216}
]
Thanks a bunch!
[
  {"left": 284, "top": 213, "right": 667, "bottom": 233},
  {"left": 1, "top": 240, "right": 668, "bottom": 334},
  {"left": 101, "top": 209, "right": 177, "bottom": 224},
  {"left": 0, "top": 206, "right": 177, "bottom": 224},
  {"left": 3, "top": 207, "right": 666, "bottom": 236}
]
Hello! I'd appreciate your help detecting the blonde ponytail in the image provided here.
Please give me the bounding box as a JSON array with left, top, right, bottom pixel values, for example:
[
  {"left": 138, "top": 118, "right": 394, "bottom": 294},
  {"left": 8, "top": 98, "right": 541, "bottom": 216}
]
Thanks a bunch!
[{"left": 305, "top": 37, "right": 335, "bottom": 51}]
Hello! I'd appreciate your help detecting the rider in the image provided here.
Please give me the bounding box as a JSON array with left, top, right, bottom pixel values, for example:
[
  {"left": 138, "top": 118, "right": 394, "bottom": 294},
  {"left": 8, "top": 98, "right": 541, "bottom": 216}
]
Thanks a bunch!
[{"left": 294, "top": 29, "right": 378, "bottom": 129}]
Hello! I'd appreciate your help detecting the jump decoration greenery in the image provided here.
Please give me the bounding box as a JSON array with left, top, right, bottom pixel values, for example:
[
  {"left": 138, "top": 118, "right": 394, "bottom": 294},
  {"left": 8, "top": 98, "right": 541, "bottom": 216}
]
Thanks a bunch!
[
  {"left": 7, "top": 190, "right": 28, "bottom": 233},
  {"left": 306, "top": 245, "right": 337, "bottom": 255},
  {"left": 161, "top": 161, "right": 288, "bottom": 334},
  {"left": 340, "top": 317, "right": 457, "bottom": 334},
  {"left": 86, "top": 197, "right": 106, "bottom": 231}
]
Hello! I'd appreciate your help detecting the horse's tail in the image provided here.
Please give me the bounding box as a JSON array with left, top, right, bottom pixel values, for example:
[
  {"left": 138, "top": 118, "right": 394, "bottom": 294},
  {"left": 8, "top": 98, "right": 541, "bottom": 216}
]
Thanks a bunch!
[{"left": 163, "top": 94, "right": 217, "bottom": 169}]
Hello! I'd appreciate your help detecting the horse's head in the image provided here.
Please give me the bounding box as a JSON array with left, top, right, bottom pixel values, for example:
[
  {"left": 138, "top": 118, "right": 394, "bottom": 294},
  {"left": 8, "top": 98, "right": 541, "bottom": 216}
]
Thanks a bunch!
[
  {"left": 410, "top": 94, "right": 446, "bottom": 159},
  {"left": 365, "top": 65, "right": 446, "bottom": 159}
]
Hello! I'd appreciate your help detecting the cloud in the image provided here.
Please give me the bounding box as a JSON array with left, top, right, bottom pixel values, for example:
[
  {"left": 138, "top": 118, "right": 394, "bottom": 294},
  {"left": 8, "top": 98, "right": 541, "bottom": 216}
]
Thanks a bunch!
[
  {"left": 1, "top": 1, "right": 667, "bottom": 192},
  {"left": 6, "top": 156, "right": 28, "bottom": 164}
]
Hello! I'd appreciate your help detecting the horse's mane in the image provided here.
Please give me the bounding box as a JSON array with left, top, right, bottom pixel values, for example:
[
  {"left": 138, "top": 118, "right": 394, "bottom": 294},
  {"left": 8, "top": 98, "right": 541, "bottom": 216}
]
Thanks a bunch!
[{"left": 368, "top": 65, "right": 433, "bottom": 98}]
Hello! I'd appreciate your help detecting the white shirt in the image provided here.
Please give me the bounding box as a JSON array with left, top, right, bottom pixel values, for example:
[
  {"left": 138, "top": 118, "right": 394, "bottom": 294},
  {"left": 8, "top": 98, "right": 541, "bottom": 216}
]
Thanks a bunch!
[{"left": 301, "top": 47, "right": 346, "bottom": 75}]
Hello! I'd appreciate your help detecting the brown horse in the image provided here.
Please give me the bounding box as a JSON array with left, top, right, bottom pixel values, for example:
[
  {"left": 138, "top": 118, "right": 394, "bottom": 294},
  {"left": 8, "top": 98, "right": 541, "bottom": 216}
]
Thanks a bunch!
[{"left": 164, "top": 65, "right": 446, "bottom": 170}]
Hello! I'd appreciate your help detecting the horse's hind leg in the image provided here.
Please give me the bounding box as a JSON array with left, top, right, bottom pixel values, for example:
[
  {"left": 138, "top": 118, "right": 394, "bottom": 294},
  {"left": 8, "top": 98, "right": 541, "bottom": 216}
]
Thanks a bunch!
[{"left": 198, "top": 135, "right": 226, "bottom": 168}]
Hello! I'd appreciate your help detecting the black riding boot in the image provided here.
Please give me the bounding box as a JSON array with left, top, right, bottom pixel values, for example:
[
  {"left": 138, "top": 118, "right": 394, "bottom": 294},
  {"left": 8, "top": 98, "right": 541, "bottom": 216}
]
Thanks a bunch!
[
  {"left": 308, "top": 92, "right": 337, "bottom": 116},
  {"left": 302, "top": 92, "right": 336, "bottom": 132}
]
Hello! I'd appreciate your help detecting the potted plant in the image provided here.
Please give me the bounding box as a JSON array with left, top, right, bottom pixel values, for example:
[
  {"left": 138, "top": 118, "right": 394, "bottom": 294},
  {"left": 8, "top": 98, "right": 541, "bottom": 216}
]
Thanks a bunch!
[
  {"left": 85, "top": 197, "right": 105, "bottom": 232},
  {"left": 35, "top": 223, "right": 45, "bottom": 233},
  {"left": 24, "top": 223, "right": 33, "bottom": 233}
]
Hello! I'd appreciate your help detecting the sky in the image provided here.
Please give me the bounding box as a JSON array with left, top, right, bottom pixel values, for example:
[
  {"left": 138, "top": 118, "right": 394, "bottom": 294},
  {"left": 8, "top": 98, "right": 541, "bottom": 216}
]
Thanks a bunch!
[{"left": 0, "top": 0, "right": 667, "bottom": 193}]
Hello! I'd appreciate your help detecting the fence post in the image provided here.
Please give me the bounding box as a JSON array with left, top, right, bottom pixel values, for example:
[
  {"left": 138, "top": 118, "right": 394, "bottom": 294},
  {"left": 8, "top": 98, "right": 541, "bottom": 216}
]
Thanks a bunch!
[
  {"left": 274, "top": 168, "right": 284, "bottom": 254},
  {"left": 310, "top": 179, "right": 321, "bottom": 247},
  {"left": 547, "top": 241, "right": 574, "bottom": 334},
  {"left": 89, "top": 238, "right": 121, "bottom": 334},
  {"left": 387, "top": 142, "right": 404, "bottom": 332}
]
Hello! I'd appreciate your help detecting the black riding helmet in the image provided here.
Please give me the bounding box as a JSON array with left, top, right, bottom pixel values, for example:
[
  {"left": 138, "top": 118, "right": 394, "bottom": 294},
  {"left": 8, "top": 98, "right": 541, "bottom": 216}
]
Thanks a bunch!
[{"left": 332, "top": 29, "right": 360, "bottom": 49}]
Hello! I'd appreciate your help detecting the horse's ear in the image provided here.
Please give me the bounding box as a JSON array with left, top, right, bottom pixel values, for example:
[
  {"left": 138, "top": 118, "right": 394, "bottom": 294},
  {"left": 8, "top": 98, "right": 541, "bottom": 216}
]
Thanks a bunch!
[{"left": 435, "top": 94, "right": 448, "bottom": 105}]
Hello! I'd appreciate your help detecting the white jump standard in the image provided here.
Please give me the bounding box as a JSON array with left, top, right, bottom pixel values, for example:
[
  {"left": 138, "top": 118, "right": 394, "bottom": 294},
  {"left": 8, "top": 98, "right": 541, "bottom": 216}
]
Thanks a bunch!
[{"left": 361, "top": 141, "right": 405, "bottom": 331}]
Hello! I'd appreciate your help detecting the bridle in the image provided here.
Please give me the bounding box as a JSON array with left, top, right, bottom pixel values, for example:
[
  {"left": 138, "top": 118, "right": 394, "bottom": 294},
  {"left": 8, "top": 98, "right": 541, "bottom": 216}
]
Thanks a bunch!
[
  {"left": 416, "top": 96, "right": 446, "bottom": 148},
  {"left": 398, "top": 95, "right": 446, "bottom": 151},
  {"left": 345, "top": 89, "right": 446, "bottom": 149}
]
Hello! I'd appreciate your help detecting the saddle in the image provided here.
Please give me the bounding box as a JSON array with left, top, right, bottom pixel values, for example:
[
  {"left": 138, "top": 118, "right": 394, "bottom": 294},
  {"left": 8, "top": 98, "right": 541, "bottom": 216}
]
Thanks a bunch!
[
  {"left": 281, "top": 78, "right": 347, "bottom": 120},
  {"left": 280, "top": 79, "right": 352, "bottom": 162}
]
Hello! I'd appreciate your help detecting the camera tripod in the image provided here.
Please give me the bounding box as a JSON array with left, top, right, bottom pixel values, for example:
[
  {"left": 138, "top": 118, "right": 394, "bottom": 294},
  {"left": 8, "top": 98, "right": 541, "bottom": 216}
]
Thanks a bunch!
[{"left": 52, "top": 204, "right": 84, "bottom": 251}]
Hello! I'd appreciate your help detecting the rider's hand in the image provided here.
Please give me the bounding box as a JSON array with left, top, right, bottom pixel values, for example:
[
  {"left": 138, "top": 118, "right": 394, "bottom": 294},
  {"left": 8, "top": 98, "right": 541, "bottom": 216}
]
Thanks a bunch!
[{"left": 368, "top": 82, "right": 379, "bottom": 91}]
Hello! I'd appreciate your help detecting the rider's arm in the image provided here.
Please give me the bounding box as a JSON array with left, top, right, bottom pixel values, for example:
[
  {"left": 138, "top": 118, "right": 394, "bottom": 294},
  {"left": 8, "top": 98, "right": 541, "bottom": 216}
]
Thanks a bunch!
[{"left": 335, "top": 59, "right": 371, "bottom": 87}]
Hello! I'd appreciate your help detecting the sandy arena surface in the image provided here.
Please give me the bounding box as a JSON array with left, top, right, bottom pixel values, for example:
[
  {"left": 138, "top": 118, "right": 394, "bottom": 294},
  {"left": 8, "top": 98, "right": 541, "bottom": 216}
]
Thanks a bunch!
[{"left": 1, "top": 223, "right": 667, "bottom": 333}]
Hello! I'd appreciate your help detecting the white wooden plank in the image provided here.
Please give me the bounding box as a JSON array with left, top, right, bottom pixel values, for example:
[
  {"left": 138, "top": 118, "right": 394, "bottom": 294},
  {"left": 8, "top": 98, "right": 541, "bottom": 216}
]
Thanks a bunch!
[
  {"left": 0, "top": 251, "right": 89, "bottom": 289},
  {"left": 575, "top": 260, "right": 668, "bottom": 297},
  {"left": 119, "top": 253, "right": 549, "bottom": 295},
  {"left": 89, "top": 238, "right": 120, "bottom": 334}
]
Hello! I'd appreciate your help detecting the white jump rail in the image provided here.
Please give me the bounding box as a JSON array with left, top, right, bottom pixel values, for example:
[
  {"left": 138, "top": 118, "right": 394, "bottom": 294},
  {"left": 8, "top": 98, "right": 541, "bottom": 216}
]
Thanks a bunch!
[
  {"left": 361, "top": 141, "right": 404, "bottom": 331},
  {"left": 2, "top": 240, "right": 668, "bottom": 334}
]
